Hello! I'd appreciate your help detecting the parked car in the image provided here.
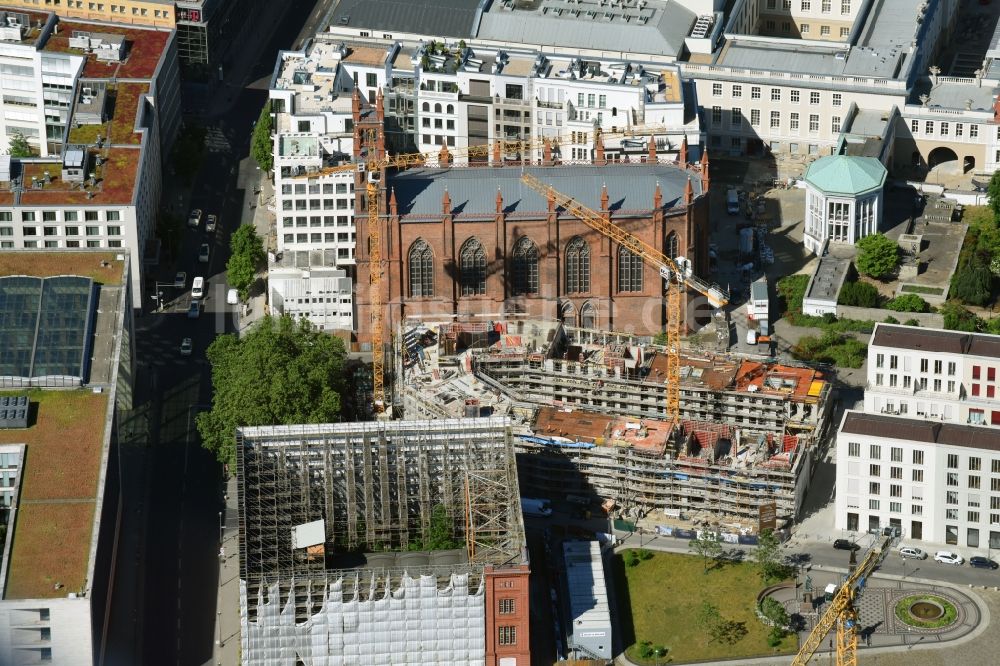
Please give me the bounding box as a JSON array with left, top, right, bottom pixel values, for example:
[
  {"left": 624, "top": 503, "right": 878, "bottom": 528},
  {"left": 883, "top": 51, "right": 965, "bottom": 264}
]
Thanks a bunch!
[
  {"left": 198, "top": 243, "right": 210, "bottom": 263},
  {"left": 187, "top": 208, "right": 202, "bottom": 228},
  {"left": 173, "top": 271, "right": 186, "bottom": 289},
  {"left": 833, "top": 539, "right": 860, "bottom": 551},
  {"left": 205, "top": 214, "right": 218, "bottom": 233},
  {"left": 192, "top": 276, "right": 205, "bottom": 299},
  {"left": 226, "top": 288, "right": 239, "bottom": 305},
  {"left": 969, "top": 556, "right": 999, "bottom": 570},
  {"left": 179, "top": 337, "right": 193, "bottom": 356},
  {"left": 898, "top": 546, "right": 927, "bottom": 560},
  {"left": 934, "top": 551, "right": 964, "bottom": 565},
  {"left": 187, "top": 300, "right": 201, "bottom": 319}
]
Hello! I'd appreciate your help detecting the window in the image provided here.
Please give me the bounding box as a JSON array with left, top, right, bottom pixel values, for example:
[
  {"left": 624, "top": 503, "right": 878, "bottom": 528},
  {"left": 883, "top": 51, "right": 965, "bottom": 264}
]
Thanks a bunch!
[
  {"left": 934, "top": 379, "right": 942, "bottom": 392},
  {"left": 618, "top": 247, "right": 643, "bottom": 292},
  {"left": 946, "top": 491, "right": 958, "bottom": 505},
  {"left": 408, "top": 239, "right": 434, "bottom": 297},
  {"left": 970, "top": 457, "right": 982, "bottom": 471},
  {"left": 712, "top": 106, "right": 722, "bottom": 124},
  {"left": 810, "top": 92, "right": 820, "bottom": 105},
  {"left": 890, "top": 466, "right": 902, "bottom": 479},
  {"left": 841, "top": 0, "right": 850, "bottom": 12},
  {"left": 731, "top": 108, "right": 742, "bottom": 127},
  {"left": 790, "top": 90, "right": 800, "bottom": 103},
  {"left": 598, "top": 95, "right": 606, "bottom": 108},
  {"left": 751, "top": 86, "right": 761, "bottom": 99},
  {"left": 732, "top": 85, "right": 742, "bottom": 98},
  {"left": 832, "top": 116, "right": 841, "bottom": 133},
  {"left": 809, "top": 114, "right": 820, "bottom": 132},
  {"left": 565, "top": 237, "right": 590, "bottom": 293},
  {"left": 869, "top": 464, "right": 880, "bottom": 477},
  {"left": 947, "top": 472, "right": 959, "bottom": 486},
  {"left": 790, "top": 113, "right": 799, "bottom": 130},
  {"left": 970, "top": 475, "right": 981, "bottom": 489},
  {"left": 832, "top": 93, "right": 842, "bottom": 107},
  {"left": 876, "top": 353, "right": 884, "bottom": 368},
  {"left": 511, "top": 237, "right": 539, "bottom": 295},
  {"left": 750, "top": 109, "right": 761, "bottom": 127},
  {"left": 925, "top": 120, "right": 934, "bottom": 134},
  {"left": 822, "top": 0, "right": 830, "bottom": 10},
  {"left": 869, "top": 499, "right": 879, "bottom": 510},
  {"left": 801, "top": 0, "right": 811, "bottom": 7},
  {"left": 848, "top": 442, "right": 860, "bottom": 456},
  {"left": 912, "top": 469, "right": 923, "bottom": 482},
  {"left": 770, "top": 111, "right": 781, "bottom": 128},
  {"left": 993, "top": 459, "right": 1000, "bottom": 474},
  {"left": 875, "top": 373, "right": 883, "bottom": 386},
  {"left": 666, "top": 233, "right": 679, "bottom": 260},
  {"left": 870, "top": 444, "right": 881, "bottom": 459},
  {"left": 912, "top": 504, "right": 922, "bottom": 515},
  {"left": 946, "top": 509, "right": 959, "bottom": 520},
  {"left": 869, "top": 482, "right": 880, "bottom": 495},
  {"left": 890, "top": 484, "right": 902, "bottom": 497},
  {"left": 366, "top": 73, "right": 377, "bottom": 87},
  {"left": 820, "top": 25, "right": 830, "bottom": 35},
  {"left": 458, "top": 238, "right": 486, "bottom": 296},
  {"left": 801, "top": 23, "right": 810, "bottom": 33},
  {"left": 969, "top": 528, "right": 980, "bottom": 548},
  {"left": 85, "top": 211, "right": 99, "bottom": 221},
  {"left": 890, "top": 502, "right": 902, "bottom": 513},
  {"left": 890, "top": 447, "right": 903, "bottom": 462},
  {"left": 712, "top": 83, "right": 722, "bottom": 97},
  {"left": 948, "top": 454, "right": 959, "bottom": 468},
  {"left": 971, "top": 124, "right": 979, "bottom": 138},
  {"left": 107, "top": 226, "right": 121, "bottom": 236},
  {"left": 22, "top": 212, "right": 35, "bottom": 222},
  {"left": 498, "top": 626, "right": 517, "bottom": 645}
]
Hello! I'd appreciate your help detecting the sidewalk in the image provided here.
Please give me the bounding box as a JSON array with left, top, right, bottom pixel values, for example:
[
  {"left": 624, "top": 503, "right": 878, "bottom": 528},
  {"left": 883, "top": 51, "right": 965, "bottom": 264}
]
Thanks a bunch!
[
  {"left": 236, "top": 160, "right": 273, "bottom": 336},
  {"left": 213, "top": 475, "right": 240, "bottom": 665}
]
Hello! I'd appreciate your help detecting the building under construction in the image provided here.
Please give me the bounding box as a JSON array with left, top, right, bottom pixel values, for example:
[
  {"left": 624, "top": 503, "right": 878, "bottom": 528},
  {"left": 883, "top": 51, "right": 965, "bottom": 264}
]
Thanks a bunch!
[
  {"left": 398, "top": 319, "right": 835, "bottom": 529},
  {"left": 236, "top": 418, "right": 530, "bottom": 666}
]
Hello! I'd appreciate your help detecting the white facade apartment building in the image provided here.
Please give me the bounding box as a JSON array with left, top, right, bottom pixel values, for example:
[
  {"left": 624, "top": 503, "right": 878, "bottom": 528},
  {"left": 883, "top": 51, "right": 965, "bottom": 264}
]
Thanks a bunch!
[
  {"left": 0, "top": 9, "right": 82, "bottom": 157},
  {"left": 835, "top": 410, "right": 1000, "bottom": 551},
  {"left": 865, "top": 323, "right": 1000, "bottom": 427},
  {"left": 325, "top": 0, "right": 1000, "bottom": 177}
]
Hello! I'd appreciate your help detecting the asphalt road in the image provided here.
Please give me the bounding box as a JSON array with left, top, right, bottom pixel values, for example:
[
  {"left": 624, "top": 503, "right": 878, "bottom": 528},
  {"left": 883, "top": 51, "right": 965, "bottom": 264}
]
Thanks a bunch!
[{"left": 100, "top": 1, "right": 329, "bottom": 664}]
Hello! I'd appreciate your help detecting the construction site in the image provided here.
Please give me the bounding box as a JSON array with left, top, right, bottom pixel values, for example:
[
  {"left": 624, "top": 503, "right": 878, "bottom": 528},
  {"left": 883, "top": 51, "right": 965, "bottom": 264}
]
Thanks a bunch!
[
  {"left": 398, "top": 318, "right": 835, "bottom": 531},
  {"left": 236, "top": 418, "right": 530, "bottom": 666}
]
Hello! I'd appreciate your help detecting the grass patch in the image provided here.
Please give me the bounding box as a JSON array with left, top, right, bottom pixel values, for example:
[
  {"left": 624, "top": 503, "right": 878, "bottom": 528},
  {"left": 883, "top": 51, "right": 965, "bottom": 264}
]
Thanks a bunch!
[
  {"left": 0, "top": 390, "right": 109, "bottom": 599},
  {"left": 0, "top": 251, "right": 124, "bottom": 284},
  {"left": 617, "top": 550, "right": 797, "bottom": 664},
  {"left": 894, "top": 595, "right": 958, "bottom": 629},
  {"left": 791, "top": 331, "right": 867, "bottom": 368},
  {"left": 900, "top": 284, "right": 945, "bottom": 296}
]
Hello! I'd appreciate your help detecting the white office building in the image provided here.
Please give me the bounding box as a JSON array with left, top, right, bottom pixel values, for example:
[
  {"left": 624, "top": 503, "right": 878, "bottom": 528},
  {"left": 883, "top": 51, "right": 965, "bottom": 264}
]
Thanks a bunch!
[
  {"left": 835, "top": 410, "right": 1000, "bottom": 552},
  {"left": 268, "top": 249, "right": 354, "bottom": 331},
  {"left": 865, "top": 323, "right": 1000, "bottom": 427}
]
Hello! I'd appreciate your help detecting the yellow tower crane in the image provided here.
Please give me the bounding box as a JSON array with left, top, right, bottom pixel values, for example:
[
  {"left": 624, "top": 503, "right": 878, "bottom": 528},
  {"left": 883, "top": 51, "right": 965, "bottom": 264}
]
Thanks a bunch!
[
  {"left": 319, "top": 118, "right": 692, "bottom": 414},
  {"left": 518, "top": 173, "right": 728, "bottom": 424},
  {"left": 792, "top": 536, "right": 892, "bottom": 666}
]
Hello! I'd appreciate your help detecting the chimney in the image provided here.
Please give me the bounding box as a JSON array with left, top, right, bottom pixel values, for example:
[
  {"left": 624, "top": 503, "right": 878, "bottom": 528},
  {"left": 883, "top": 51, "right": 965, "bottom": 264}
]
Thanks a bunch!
[
  {"left": 543, "top": 139, "right": 553, "bottom": 166},
  {"left": 600, "top": 182, "right": 609, "bottom": 211},
  {"left": 654, "top": 181, "right": 663, "bottom": 209},
  {"left": 647, "top": 136, "right": 657, "bottom": 162},
  {"left": 496, "top": 187, "right": 503, "bottom": 214},
  {"left": 594, "top": 133, "right": 606, "bottom": 165},
  {"left": 679, "top": 137, "right": 688, "bottom": 167},
  {"left": 389, "top": 187, "right": 398, "bottom": 216},
  {"left": 442, "top": 187, "right": 451, "bottom": 215}
]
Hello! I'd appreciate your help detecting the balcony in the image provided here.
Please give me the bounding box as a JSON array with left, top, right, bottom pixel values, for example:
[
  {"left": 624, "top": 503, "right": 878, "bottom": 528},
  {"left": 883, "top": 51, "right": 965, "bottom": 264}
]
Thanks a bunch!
[{"left": 536, "top": 100, "right": 563, "bottom": 110}]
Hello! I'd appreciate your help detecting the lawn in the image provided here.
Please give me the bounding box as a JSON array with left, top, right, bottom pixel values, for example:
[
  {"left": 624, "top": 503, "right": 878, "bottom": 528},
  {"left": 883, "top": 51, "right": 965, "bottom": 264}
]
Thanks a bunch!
[{"left": 616, "top": 550, "right": 797, "bottom": 663}]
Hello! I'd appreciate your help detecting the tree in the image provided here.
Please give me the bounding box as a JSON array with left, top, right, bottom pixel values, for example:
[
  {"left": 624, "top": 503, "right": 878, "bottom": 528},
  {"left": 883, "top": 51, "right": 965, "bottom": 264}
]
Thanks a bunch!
[
  {"left": 251, "top": 101, "right": 273, "bottom": 172},
  {"left": 426, "top": 504, "right": 460, "bottom": 550},
  {"left": 855, "top": 233, "right": 900, "bottom": 279},
  {"left": 884, "top": 293, "right": 930, "bottom": 313},
  {"left": 227, "top": 224, "right": 265, "bottom": 297},
  {"left": 941, "top": 301, "right": 982, "bottom": 332},
  {"left": 837, "top": 281, "right": 880, "bottom": 308},
  {"left": 760, "top": 596, "right": 790, "bottom": 628},
  {"left": 689, "top": 531, "right": 723, "bottom": 573},
  {"left": 988, "top": 170, "right": 1000, "bottom": 219},
  {"left": 951, "top": 256, "right": 993, "bottom": 306},
  {"left": 196, "top": 315, "right": 347, "bottom": 467},
  {"left": 752, "top": 529, "right": 790, "bottom": 583},
  {"left": 699, "top": 600, "right": 748, "bottom": 645},
  {"left": 7, "top": 131, "right": 31, "bottom": 158}
]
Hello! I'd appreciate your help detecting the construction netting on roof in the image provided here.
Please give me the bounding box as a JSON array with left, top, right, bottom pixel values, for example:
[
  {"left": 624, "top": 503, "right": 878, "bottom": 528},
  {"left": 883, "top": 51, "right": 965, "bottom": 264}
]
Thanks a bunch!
[
  {"left": 0, "top": 275, "right": 94, "bottom": 387},
  {"left": 241, "top": 571, "right": 486, "bottom": 666}
]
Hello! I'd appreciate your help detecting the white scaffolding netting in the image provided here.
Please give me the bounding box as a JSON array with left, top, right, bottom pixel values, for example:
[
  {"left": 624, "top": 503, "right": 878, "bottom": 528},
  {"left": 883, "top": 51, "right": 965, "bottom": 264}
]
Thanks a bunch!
[{"left": 241, "top": 571, "right": 486, "bottom": 666}]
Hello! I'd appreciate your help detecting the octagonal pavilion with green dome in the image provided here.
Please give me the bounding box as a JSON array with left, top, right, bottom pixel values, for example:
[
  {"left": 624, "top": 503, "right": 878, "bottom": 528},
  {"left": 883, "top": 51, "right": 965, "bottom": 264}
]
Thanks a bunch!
[{"left": 802, "top": 155, "right": 887, "bottom": 255}]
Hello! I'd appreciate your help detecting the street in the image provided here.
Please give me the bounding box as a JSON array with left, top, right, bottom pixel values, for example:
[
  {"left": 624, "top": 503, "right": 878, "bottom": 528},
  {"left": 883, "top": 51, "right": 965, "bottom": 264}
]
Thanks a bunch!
[{"left": 100, "top": 1, "right": 331, "bottom": 664}]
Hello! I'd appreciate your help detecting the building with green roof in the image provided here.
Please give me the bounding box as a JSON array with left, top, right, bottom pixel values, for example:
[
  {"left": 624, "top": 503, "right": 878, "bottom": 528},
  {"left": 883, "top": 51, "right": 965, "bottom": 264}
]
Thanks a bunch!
[{"left": 802, "top": 155, "right": 888, "bottom": 255}]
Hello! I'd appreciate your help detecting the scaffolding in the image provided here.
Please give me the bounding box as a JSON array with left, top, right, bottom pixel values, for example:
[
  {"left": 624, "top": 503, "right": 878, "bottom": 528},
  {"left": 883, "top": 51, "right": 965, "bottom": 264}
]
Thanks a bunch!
[{"left": 236, "top": 418, "right": 525, "bottom": 616}]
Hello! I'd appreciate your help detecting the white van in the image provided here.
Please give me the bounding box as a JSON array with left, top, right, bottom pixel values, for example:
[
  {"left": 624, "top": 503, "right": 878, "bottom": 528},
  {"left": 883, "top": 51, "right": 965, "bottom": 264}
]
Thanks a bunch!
[
  {"left": 746, "top": 328, "right": 757, "bottom": 345},
  {"left": 727, "top": 189, "right": 740, "bottom": 215},
  {"left": 192, "top": 276, "right": 205, "bottom": 299}
]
